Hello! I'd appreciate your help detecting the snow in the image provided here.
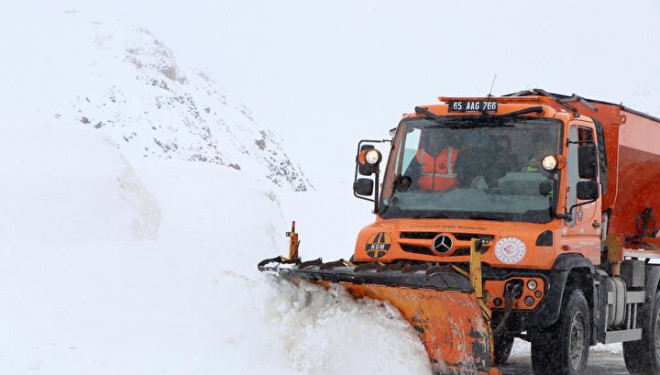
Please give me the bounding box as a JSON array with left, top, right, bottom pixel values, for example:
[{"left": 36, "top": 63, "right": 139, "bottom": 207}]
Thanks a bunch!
[
  {"left": 510, "top": 338, "right": 621, "bottom": 357},
  {"left": 0, "top": 114, "right": 430, "bottom": 374},
  {"left": 0, "top": 116, "right": 158, "bottom": 243},
  {"left": 592, "top": 343, "right": 623, "bottom": 355}
]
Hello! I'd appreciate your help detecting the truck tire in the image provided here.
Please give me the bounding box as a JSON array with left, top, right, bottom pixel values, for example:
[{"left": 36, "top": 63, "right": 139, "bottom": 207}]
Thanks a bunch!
[
  {"left": 531, "top": 289, "right": 590, "bottom": 375},
  {"left": 493, "top": 335, "right": 514, "bottom": 365},
  {"left": 623, "top": 290, "right": 660, "bottom": 374}
]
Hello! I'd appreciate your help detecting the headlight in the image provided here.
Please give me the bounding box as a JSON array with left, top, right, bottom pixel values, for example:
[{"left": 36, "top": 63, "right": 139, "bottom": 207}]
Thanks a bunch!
[
  {"left": 364, "top": 149, "right": 382, "bottom": 165},
  {"left": 542, "top": 155, "right": 558, "bottom": 171},
  {"left": 494, "top": 237, "right": 526, "bottom": 264},
  {"left": 527, "top": 279, "right": 538, "bottom": 290}
]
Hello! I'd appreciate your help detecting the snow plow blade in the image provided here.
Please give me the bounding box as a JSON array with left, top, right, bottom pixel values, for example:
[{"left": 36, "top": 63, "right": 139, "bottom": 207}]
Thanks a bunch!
[{"left": 259, "top": 258, "right": 497, "bottom": 375}]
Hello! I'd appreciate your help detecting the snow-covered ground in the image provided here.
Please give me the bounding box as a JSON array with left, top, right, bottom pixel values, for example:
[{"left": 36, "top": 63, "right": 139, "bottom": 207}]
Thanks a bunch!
[{"left": 0, "top": 115, "right": 431, "bottom": 374}]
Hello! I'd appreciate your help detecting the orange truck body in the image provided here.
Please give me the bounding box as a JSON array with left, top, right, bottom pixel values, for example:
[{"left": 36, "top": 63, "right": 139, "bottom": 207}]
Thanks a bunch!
[
  {"left": 586, "top": 102, "right": 660, "bottom": 248},
  {"left": 348, "top": 91, "right": 660, "bottom": 372}
]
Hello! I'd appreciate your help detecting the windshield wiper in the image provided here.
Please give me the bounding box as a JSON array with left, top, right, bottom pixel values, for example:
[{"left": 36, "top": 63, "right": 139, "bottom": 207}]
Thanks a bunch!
[
  {"left": 414, "top": 106, "right": 444, "bottom": 122},
  {"left": 414, "top": 107, "right": 517, "bottom": 128},
  {"left": 414, "top": 105, "right": 543, "bottom": 123},
  {"left": 414, "top": 107, "right": 480, "bottom": 124},
  {"left": 469, "top": 214, "right": 507, "bottom": 222},
  {"left": 412, "top": 213, "right": 450, "bottom": 219},
  {"left": 498, "top": 106, "right": 544, "bottom": 117}
]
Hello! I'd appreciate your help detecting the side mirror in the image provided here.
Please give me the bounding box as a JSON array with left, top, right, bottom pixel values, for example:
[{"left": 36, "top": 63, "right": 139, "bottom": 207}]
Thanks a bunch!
[
  {"left": 577, "top": 180, "right": 599, "bottom": 200},
  {"left": 396, "top": 176, "right": 413, "bottom": 192},
  {"left": 353, "top": 178, "right": 374, "bottom": 196},
  {"left": 557, "top": 180, "right": 601, "bottom": 221},
  {"left": 578, "top": 144, "right": 598, "bottom": 179}
]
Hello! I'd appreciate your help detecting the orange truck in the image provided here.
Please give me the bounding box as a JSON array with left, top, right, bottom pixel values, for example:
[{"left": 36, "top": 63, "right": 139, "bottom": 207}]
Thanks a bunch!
[{"left": 259, "top": 89, "right": 660, "bottom": 374}]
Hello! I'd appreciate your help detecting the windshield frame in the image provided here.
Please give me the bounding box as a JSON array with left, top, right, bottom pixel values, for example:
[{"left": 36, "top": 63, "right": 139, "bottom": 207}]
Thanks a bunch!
[{"left": 379, "top": 115, "right": 565, "bottom": 224}]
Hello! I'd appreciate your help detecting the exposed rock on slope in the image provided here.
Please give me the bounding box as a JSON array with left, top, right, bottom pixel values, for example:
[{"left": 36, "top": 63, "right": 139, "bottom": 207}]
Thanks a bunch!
[{"left": 43, "top": 13, "right": 311, "bottom": 191}]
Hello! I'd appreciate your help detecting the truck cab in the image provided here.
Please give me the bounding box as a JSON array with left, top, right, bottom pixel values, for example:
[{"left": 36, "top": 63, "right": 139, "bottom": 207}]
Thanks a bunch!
[{"left": 354, "top": 96, "right": 603, "bottom": 270}]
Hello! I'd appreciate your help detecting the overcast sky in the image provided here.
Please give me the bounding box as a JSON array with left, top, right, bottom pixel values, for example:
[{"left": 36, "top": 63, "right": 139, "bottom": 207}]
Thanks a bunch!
[{"left": 9, "top": 0, "right": 660, "bottom": 187}]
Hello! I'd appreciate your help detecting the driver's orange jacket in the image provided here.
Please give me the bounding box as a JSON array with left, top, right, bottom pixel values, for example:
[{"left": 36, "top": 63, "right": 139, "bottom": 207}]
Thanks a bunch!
[{"left": 415, "top": 146, "right": 459, "bottom": 190}]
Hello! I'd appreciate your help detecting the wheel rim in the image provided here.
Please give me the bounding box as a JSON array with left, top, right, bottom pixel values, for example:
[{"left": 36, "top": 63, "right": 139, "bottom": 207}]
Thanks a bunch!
[{"left": 569, "top": 311, "right": 585, "bottom": 369}]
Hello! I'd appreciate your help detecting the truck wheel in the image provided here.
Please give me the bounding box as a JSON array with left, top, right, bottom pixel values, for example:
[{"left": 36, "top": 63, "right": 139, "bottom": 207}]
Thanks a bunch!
[
  {"left": 531, "top": 289, "right": 590, "bottom": 375},
  {"left": 493, "top": 335, "right": 514, "bottom": 365},
  {"left": 623, "top": 290, "right": 660, "bottom": 374}
]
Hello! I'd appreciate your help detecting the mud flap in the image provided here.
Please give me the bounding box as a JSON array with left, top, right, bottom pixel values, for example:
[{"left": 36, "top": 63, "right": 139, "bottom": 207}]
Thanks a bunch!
[{"left": 260, "top": 261, "right": 495, "bottom": 374}]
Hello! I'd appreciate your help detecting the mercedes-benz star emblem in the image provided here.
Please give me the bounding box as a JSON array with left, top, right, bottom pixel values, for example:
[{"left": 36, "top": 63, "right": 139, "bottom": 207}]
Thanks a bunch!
[{"left": 432, "top": 234, "right": 453, "bottom": 255}]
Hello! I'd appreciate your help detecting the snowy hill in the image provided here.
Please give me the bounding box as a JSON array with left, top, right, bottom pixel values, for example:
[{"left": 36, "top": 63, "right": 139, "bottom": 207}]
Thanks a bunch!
[{"left": 2, "top": 11, "right": 310, "bottom": 192}]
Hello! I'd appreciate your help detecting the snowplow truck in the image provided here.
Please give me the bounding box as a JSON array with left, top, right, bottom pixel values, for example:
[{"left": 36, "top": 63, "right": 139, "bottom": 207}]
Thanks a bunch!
[{"left": 259, "top": 89, "right": 660, "bottom": 375}]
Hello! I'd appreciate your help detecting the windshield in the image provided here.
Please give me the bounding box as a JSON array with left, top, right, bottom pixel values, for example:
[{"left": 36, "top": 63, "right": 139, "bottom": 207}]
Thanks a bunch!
[{"left": 380, "top": 117, "right": 562, "bottom": 223}]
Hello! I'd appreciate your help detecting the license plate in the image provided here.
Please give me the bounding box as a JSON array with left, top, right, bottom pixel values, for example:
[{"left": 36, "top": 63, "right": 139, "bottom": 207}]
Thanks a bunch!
[{"left": 448, "top": 100, "right": 498, "bottom": 113}]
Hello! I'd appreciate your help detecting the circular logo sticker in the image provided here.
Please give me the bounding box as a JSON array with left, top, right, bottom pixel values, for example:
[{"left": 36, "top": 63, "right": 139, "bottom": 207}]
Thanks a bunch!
[
  {"left": 494, "top": 237, "right": 526, "bottom": 264},
  {"left": 365, "top": 232, "right": 392, "bottom": 259}
]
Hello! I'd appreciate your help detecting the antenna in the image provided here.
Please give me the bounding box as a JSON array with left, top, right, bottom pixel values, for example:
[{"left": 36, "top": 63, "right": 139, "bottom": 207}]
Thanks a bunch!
[{"left": 487, "top": 74, "right": 498, "bottom": 97}]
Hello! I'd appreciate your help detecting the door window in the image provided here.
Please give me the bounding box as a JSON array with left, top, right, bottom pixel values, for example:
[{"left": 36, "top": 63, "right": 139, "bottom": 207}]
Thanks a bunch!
[{"left": 566, "top": 126, "right": 595, "bottom": 226}]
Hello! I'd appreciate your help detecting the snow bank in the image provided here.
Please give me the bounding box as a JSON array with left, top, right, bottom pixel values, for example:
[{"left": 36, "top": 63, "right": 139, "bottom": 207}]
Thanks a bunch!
[
  {"left": 591, "top": 343, "right": 623, "bottom": 355},
  {"left": 0, "top": 116, "right": 159, "bottom": 243},
  {"left": 0, "top": 115, "right": 431, "bottom": 374},
  {"left": 510, "top": 338, "right": 622, "bottom": 358}
]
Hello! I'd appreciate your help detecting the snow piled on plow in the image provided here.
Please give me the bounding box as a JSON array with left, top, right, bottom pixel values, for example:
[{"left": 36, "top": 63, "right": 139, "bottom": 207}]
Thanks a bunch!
[
  {"left": 225, "top": 277, "right": 431, "bottom": 375},
  {"left": 0, "top": 115, "right": 431, "bottom": 374}
]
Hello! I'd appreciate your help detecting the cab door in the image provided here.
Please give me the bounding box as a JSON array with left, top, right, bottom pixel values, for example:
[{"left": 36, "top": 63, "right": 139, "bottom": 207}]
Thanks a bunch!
[{"left": 561, "top": 123, "right": 602, "bottom": 264}]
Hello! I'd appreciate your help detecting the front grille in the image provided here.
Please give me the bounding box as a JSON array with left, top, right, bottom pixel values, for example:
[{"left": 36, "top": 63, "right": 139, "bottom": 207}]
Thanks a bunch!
[
  {"left": 399, "top": 232, "right": 494, "bottom": 257},
  {"left": 400, "top": 232, "right": 437, "bottom": 240},
  {"left": 454, "top": 233, "right": 495, "bottom": 242},
  {"left": 400, "top": 244, "right": 435, "bottom": 256},
  {"left": 401, "top": 245, "right": 472, "bottom": 257},
  {"left": 400, "top": 232, "right": 494, "bottom": 242},
  {"left": 452, "top": 247, "right": 472, "bottom": 256}
]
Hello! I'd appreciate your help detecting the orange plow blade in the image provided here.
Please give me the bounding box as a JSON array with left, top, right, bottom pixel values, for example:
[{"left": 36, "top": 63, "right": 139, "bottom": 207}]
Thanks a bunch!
[
  {"left": 259, "top": 259, "right": 499, "bottom": 374},
  {"left": 344, "top": 283, "right": 493, "bottom": 374}
]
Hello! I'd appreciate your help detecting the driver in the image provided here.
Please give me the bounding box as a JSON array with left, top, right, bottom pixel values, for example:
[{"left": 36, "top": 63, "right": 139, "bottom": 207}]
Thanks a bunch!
[
  {"left": 523, "top": 133, "right": 551, "bottom": 173},
  {"left": 405, "top": 129, "right": 460, "bottom": 190}
]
